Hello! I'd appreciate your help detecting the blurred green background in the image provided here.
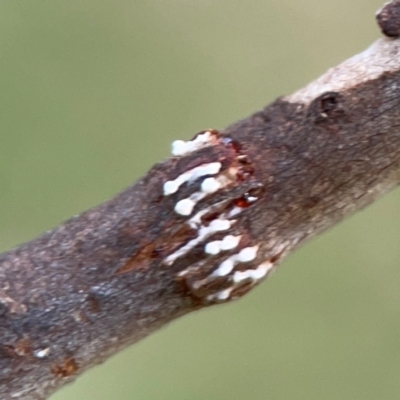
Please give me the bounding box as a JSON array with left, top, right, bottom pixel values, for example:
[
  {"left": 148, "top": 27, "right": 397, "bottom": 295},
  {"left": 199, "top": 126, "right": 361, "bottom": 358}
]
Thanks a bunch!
[{"left": 1, "top": 0, "right": 400, "bottom": 399}]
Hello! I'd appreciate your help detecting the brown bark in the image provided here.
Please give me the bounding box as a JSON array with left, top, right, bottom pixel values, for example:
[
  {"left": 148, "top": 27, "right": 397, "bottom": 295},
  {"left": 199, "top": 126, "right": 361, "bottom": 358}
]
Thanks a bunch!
[{"left": 2, "top": 3, "right": 400, "bottom": 399}]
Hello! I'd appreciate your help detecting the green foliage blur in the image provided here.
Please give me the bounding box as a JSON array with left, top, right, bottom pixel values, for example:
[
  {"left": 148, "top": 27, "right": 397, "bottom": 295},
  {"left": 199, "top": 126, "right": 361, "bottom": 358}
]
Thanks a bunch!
[{"left": 1, "top": 0, "right": 399, "bottom": 399}]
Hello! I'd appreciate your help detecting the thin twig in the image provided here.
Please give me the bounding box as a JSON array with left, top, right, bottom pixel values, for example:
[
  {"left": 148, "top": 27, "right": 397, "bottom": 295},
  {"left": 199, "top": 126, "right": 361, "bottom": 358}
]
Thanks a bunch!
[{"left": 1, "top": 2, "right": 400, "bottom": 399}]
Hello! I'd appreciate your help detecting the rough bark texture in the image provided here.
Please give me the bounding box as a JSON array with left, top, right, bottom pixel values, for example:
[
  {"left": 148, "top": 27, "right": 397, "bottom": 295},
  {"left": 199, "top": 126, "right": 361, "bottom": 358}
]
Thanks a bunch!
[{"left": 2, "top": 3, "right": 400, "bottom": 399}]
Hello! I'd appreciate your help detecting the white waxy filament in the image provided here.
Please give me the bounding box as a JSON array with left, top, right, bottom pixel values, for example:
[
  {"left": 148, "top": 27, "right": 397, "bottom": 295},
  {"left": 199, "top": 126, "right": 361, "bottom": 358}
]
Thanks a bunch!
[
  {"left": 220, "top": 235, "right": 241, "bottom": 251},
  {"left": 174, "top": 199, "right": 196, "bottom": 216},
  {"left": 171, "top": 140, "right": 187, "bottom": 157},
  {"left": 204, "top": 241, "right": 221, "bottom": 255},
  {"left": 163, "top": 162, "right": 221, "bottom": 196},
  {"left": 233, "top": 261, "right": 273, "bottom": 284},
  {"left": 164, "top": 218, "right": 234, "bottom": 265},
  {"left": 208, "top": 260, "right": 272, "bottom": 303},
  {"left": 217, "top": 259, "right": 235, "bottom": 276},
  {"left": 201, "top": 177, "right": 221, "bottom": 194},
  {"left": 237, "top": 246, "right": 259, "bottom": 262},
  {"left": 213, "top": 246, "right": 259, "bottom": 277},
  {"left": 171, "top": 131, "right": 214, "bottom": 157},
  {"left": 204, "top": 235, "right": 241, "bottom": 255}
]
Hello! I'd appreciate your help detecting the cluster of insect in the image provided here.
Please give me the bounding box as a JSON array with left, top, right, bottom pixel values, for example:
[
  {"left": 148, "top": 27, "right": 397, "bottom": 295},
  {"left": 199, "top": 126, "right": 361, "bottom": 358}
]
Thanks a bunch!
[{"left": 162, "top": 130, "right": 275, "bottom": 303}]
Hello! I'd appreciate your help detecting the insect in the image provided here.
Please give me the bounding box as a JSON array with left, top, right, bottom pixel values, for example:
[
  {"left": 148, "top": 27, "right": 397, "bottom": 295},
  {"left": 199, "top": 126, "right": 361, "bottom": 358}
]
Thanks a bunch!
[{"left": 161, "top": 130, "right": 275, "bottom": 304}]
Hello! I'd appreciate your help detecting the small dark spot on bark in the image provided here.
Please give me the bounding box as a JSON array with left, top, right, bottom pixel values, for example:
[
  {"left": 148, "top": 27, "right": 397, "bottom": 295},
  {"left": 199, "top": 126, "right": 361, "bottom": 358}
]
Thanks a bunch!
[
  {"left": 86, "top": 293, "right": 101, "bottom": 314},
  {"left": 151, "top": 248, "right": 162, "bottom": 258},
  {"left": 232, "top": 185, "right": 264, "bottom": 208},
  {"left": 233, "top": 197, "right": 252, "bottom": 208},
  {"left": 308, "top": 92, "right": 345, "bottom": 124},
  {"left": 269, "top": 255, "right": 280, "bottom": 264},
  {"left": 377, "top": 1, "right": 400, "bottom": 38},
  {"left": 320, "top": 93, "right": 339, "bottom": 113},
  {"left": 270, "top": 246, "right": 287, "bottom": 264},
  {"left": 51, "top": 357, "right": 78, "bottom": 378},
  {"left": 303, "top": 196, "right": 321, "bottom": 209}
]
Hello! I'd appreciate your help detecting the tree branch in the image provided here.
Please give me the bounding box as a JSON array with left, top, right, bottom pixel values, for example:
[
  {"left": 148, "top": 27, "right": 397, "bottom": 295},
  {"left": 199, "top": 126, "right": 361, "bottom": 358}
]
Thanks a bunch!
[{"left": 2, "top": 2, "right": 400, "bottom": 399}]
